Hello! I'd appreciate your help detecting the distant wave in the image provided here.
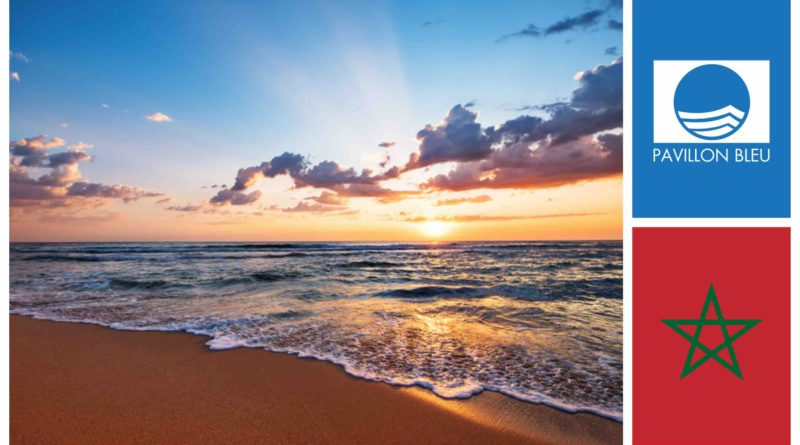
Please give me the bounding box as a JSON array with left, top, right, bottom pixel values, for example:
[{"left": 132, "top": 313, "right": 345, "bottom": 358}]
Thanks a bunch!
[
  {"left": 249, "top": 271, "right": 304, "bottom": 282},
  {"left": 109, "top": 278, "right": 184, "bottom": 290},
  {"left": 377, "top": 284, "right": 550, "bottom": 301},
  {"left": 22, "top": 254, "right": 136, "bottom": 262},
  {"left": 338, "top": 260, "right": 404, "bottom": 269},
  {"left": 11, "top": 240, "right": 620, "bottom": 255}
]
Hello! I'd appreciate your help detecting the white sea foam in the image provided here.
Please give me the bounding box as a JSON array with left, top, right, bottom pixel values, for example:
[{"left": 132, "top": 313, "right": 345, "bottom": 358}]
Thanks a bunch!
[{"left": 10, "top": 241, "right": 622, "bottom": 421}]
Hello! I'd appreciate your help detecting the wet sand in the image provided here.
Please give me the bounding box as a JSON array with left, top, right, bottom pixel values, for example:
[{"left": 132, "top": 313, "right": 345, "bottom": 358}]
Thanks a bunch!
[{"left": 10, "top": 315, "right": 621, "bottom": 444}]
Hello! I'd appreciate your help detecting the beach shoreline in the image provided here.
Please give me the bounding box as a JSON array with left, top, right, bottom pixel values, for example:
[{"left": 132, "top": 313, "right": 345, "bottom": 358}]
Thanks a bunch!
[{"left": 10, "top": 315, "right": 621, "bottom": 444}]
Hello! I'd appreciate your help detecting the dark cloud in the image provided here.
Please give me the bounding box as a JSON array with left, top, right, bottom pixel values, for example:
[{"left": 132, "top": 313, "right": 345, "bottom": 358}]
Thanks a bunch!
[
  {"left": 68, "top": 182, "right": 164, "bottom": 202},
  {"left": 212, "top": 152, "right": 405, "bottom": 205},
  {"left": 379, "top": 154, "right": 391, "bottom": 169},
  {"left": 230, "top": 152, "right": 306, "bottom": 191},
  {"left": 47, "top": 149, "right": 92, "bottom": 167},
  {"left": 407, "top": 58, "right": 621, "bottom": 171},
  {"left": 210, "top": 189, "right": 262, "bottom": 205},
  {"left": 435, "top": 194, "right": 492, "bottom": 206},
  {"left": 423, "top": 132, "right": 621, "bottom": 191},
  {"left": 545, "top": 9, "right": 605, "bottom": 35},
  {"left": 295, "top": 161, "right": 380, "bottom": 188},
  {"left": 10, "top": 135, "right": 65, "bottom": 166},
  {"left": 404, "top": 104, "right": 492, "bottom": 170},
  {"left": 496, "top": 24, "right": 541, "bottom": 42},
  {"left": 497, "top": 6, "right": 621, "bottom": 42},
  {"left": 417, "top": 59, "right": 622, "bottom": 191},
  {"left": 570, "top": 57, "right": 622, "bottom": 111},
  {"left": 212, "top": 59, "right": 622, "bottom": 205},
  {"left": 9, "top": 136, "right": 164, "bottom": 209}
]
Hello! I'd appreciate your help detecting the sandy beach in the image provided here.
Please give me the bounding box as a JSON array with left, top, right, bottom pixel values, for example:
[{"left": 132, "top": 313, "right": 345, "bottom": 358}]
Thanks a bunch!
[{"left": 10, "top": 315, "right": 621, "bottom": 445}]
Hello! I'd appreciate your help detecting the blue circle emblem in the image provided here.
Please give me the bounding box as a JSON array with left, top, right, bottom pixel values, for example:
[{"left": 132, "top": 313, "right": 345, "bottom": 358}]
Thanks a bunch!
[{"left": 673, "top": 64, "right": 750, "bottom": 140}]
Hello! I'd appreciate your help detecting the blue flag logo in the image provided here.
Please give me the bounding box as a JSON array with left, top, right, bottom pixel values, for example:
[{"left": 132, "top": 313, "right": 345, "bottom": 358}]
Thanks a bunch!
[{"left": 673, "top": 64, "right": 750, "bottom": 140}]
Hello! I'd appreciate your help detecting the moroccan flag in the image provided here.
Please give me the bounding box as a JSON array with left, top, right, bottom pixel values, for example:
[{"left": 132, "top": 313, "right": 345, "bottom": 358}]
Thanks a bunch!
[{"left": 633, "top": 228, "right": 790, "bottom": 445}]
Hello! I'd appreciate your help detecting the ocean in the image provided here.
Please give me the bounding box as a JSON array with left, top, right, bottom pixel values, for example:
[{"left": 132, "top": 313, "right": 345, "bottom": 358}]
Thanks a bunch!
[{"left": 9, "top": 241, "right": 622, "bottom": 420}]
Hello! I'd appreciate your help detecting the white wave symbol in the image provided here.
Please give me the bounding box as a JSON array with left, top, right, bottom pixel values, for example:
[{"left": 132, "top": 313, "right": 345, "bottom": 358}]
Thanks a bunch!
[{"left": 677, "top": 105, "right": 745, "bottom": 138}]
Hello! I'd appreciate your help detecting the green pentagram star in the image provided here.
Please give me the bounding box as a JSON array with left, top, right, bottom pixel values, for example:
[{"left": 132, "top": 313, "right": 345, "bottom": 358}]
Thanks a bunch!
[{"left": 662, "top": 283, "right": 761, "bottom": 380}]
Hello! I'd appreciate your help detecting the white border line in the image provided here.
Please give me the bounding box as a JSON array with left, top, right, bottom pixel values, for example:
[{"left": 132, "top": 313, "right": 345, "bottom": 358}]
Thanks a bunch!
[
  {"left": 2, "top": 0, "right": 11, "bottom": 443},
  {"left": 789, "top": 1, "right": 797, "bottom": 442},
  {"left": 0, "top": 1, "right": 792, "bottom": 444},
  {"left": 622, "top": 0, "right": 633, "bottom": 443}
]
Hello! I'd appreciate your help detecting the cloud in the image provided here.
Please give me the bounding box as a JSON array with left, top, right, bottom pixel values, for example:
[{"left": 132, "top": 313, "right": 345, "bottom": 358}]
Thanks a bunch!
[
  {"left": 422, "top": 18, "right": 444, "bottom": 27},
  {"left": 156, "top": 197, "right": 171, "bottom": 204},
  {"left": 228, "top": 152, "right": 306, "bottom": 191},
  {"left": 60, "top": 123, "right": 70, "bottom": 128},
  {"left": 496, "top": 24, "right": 541, "bottom": 42},
  {"left": 406, "top": 58, "right": 621, "bottom": 170},
  {"left": 283, "top": 202, "right": 342, "bottom": 213},
  {"left": 67, "top": 182, "right": 163, "bottom": 202},
  {"left": 69, "top": 142, "right": 93, "bottom": 151},
  {"left": 404, "top": 104, "right": 492, "bottom": 170},
  {"left": 308, "top": 191, "right": 348, "bottom": 206},
  {"left": 10, "top": 135, "right": 66, "bottom": 166},
  {"left": 570, "top": 57, "right": 622, "bottom": 112},
  {"left": 497, "top": 6, "right": 621, "bottom": 42},
  {"left": 37, "top": 212, "right": 122, "bottom": 224},
  {"left": 401, "top": 212, "right": 601, "bottom": 223},
  {"left": 101, "top": 103, "right": 110, "bottom": 108},
  {"left": 9, "top": 135, "right": 164, "bottom": 209},
  {"left": 418, "top": 59, "right": 622, "bottom": 191},
  {"left": 544, "top": 9, "right": 605, "bottom": 35},
  {"left": 283, "top": 192, "right": 357, "bottom": 213},
  {"left": 167, "top": 204, "right": 205, "bottom": 212},
  {"left": 10, "top": 71, "right": 20, "bottom": 82},
  {"left": 11, "top": 135, "right": 66, "bottom": 150},
  {"left": 211, "top": 59, "right": 622, "bottom": 205},
  {"left": 10, "top": 51, "right": 29, "bottom": 63},
  {"left": 605, "top": 46, "right": 618, "bottom": 56},
  {"left": 378, "top": 141, "right": 396, "bottom": 148},
  {"left": 146, "top": 112, "right": 173, "bottom": 122},
  {"left": 435, "top": 194, "right": 492, "bottom": 206},
  {"left": 210, "top": 189, "right": 262, "bottom": 205},
  {"left": 47, "top": 149, "right": 92, "bottom": 167},
  {"left": 423, "top": 132, "right": 621, "bottom": 191},
  {"left": 212, "top": 151, "right": 406, "bottom": 205}
]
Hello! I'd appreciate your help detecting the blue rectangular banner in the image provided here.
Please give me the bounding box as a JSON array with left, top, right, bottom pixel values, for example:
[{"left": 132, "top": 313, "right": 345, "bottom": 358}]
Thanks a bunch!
[{"left": 633, "top": 0, "right": 790, "bottom": 217}]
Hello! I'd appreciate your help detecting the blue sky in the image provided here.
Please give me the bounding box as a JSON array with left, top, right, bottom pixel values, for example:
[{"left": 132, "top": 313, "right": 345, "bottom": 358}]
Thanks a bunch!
[{"left": 10, "top": 0, "right": 622, "bottom": 241}]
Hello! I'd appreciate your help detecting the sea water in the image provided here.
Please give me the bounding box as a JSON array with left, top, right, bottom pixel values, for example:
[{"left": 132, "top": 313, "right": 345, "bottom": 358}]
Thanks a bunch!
[{"left": 10, "top": 241, "right": 622, "bottom": 420}]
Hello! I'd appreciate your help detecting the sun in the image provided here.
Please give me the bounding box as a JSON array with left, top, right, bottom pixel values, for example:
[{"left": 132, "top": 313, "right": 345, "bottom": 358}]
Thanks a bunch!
[{"left": 421, "top": 221, "right": 450, "bottom": 238}]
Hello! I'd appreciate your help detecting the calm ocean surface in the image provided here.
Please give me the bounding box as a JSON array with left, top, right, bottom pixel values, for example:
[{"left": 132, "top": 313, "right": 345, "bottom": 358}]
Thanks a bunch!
[{"left": 10, "top": 241, "right": 622, "bottom": 420}]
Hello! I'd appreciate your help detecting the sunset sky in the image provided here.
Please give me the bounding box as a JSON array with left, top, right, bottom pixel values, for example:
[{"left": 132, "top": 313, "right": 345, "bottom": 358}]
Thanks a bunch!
[{"left": 10, "top": 0, "right": 622, "bottom": 242}]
